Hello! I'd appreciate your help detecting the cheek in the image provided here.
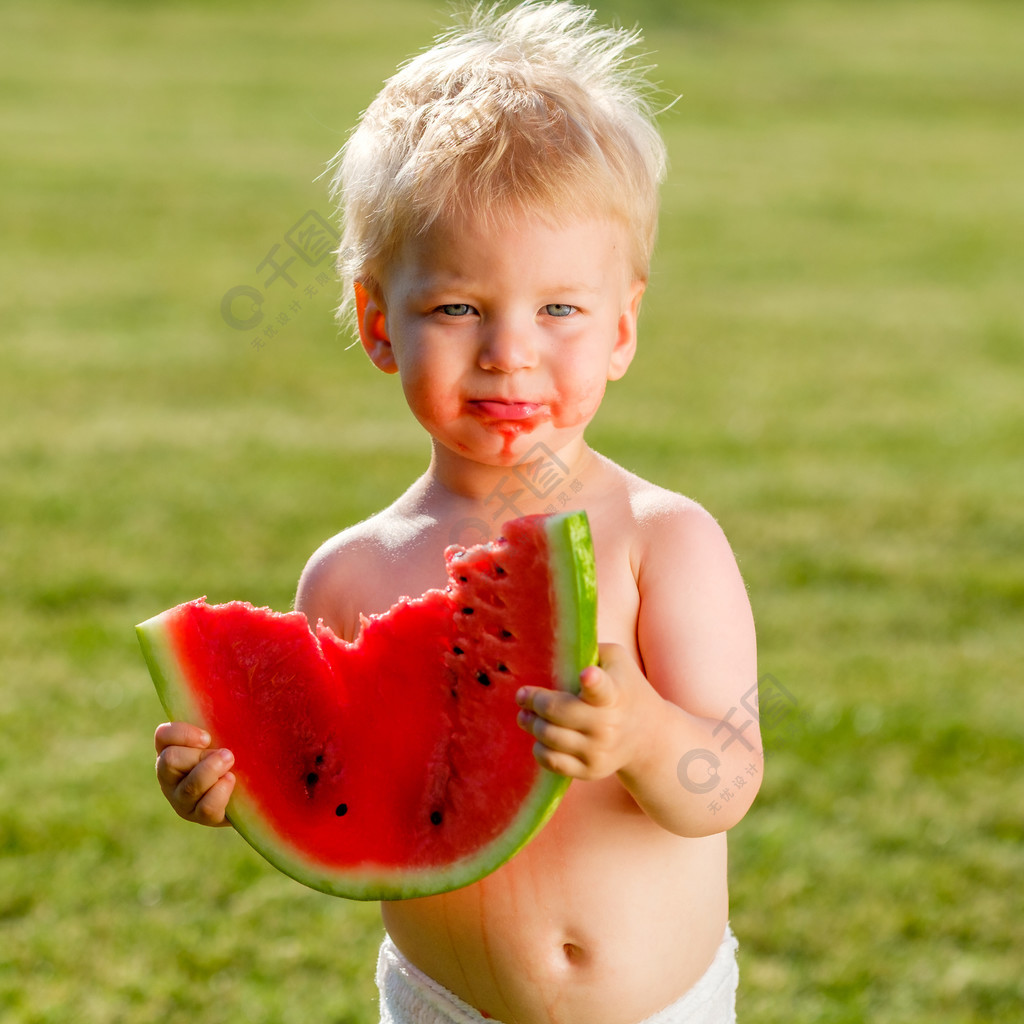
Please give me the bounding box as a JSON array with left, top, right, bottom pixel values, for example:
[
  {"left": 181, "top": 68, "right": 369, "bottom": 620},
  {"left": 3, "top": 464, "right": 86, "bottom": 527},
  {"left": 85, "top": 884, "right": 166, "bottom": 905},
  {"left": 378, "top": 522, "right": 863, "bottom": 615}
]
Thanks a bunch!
[
  {"left": 397, "top": 355, "right": 460, "bottom": 424},
  {"left": 552, "top": 372, "right": 608, "bottom": 428},
  {"left": 401, "top": 374, "right": 443, "bottom": 420}
]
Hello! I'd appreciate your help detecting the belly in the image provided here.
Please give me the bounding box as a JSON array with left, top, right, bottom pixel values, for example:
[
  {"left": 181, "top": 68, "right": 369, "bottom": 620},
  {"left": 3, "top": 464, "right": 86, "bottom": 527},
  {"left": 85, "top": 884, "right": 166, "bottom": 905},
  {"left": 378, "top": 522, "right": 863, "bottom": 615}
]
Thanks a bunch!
[{"left": 380, "top": 779, "right": 729, "bottom": 1024}]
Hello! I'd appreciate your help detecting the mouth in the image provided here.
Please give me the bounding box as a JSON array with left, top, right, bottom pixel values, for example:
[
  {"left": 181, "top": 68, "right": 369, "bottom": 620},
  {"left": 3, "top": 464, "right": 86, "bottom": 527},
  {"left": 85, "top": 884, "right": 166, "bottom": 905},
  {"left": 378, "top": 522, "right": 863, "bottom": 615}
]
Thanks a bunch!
[{"left": 468, "top": 399, "right": 548, "bottom": 422}]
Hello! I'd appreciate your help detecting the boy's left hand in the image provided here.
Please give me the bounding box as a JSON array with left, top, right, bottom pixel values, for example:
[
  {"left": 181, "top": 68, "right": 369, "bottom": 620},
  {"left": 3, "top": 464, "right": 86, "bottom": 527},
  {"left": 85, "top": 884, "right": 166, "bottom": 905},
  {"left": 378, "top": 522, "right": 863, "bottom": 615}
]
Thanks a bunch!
[{"left": 516, "top": 642, "right": 658, "bottom": 780}]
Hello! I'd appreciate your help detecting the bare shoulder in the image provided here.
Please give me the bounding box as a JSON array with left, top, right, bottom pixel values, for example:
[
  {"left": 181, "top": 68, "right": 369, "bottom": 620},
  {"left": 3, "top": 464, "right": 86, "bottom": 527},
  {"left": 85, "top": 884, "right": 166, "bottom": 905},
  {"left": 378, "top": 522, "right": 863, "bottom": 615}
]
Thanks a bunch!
[
  {"left": 596, "top": 456, "right": 736, "bottom": 566},
  {"left": 597, "top": 457, "right": 752, "bottom": 633},
  {"left": 634, "top": 484, "right": 735, "bottom": 563},
  {"left": 295, "top": 506, "right": 427, "bottom": 640},
  {"left": 294, "top": 517, "right": 380, "bottom": 639}
]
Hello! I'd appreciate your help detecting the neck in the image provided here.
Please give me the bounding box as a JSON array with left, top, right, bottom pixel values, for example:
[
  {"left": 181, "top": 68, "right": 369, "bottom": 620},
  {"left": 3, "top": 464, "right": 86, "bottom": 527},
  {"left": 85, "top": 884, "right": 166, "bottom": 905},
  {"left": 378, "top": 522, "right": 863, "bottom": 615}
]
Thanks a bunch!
[{"left": 417, "top": 437, "right": 595, "bottom": 520}]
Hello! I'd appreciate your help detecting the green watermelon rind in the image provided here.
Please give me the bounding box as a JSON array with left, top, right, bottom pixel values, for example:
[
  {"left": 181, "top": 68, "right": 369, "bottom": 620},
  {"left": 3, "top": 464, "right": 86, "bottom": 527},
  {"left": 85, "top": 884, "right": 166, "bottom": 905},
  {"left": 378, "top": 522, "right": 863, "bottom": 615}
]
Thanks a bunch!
[
  {"left": 137, "top": 510, "right": 598, "bottom": 901},
  {"left": 549, "top": 510, "right": 599, "bottom": 687},
  {"left": 138, "top": 616, "right": 205, "bottom": 736}
]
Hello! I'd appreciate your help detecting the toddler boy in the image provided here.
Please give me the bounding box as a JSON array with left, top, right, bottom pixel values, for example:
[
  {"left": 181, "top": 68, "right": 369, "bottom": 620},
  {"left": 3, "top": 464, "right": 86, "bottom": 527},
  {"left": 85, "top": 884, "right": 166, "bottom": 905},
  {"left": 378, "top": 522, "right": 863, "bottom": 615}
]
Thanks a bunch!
[{"left": 156, "top": 4, "right": 761, "bottom": 1022}]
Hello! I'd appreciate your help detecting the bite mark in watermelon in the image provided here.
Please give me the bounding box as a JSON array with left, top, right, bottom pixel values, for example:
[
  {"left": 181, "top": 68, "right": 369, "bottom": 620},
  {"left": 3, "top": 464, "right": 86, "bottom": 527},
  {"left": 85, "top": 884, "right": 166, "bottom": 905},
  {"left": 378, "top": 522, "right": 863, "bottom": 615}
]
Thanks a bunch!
[{"left": 137, "top": 511, "right": 597, "bottom": 900}]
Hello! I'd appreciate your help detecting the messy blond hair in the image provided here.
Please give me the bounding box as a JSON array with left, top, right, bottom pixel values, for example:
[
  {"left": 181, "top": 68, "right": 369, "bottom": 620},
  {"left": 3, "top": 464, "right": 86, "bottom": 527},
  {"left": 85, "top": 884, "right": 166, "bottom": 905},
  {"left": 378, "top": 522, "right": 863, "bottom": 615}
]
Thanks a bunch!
[{"left": 328, "top": 1, "right": 668, "bottom": 318}]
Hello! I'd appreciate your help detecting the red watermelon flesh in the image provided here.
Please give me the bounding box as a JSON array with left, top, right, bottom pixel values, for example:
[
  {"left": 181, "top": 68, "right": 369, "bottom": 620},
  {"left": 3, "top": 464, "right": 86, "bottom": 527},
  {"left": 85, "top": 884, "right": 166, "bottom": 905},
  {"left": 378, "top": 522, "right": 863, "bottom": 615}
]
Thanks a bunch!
[{"left": 137, "top": 511, "right": 597, "bottom": 900}]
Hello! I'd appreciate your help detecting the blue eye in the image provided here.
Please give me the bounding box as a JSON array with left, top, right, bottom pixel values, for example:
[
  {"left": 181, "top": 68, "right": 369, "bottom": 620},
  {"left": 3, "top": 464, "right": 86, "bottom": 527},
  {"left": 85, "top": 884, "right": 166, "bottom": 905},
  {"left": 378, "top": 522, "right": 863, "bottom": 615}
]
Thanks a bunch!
[
  {"left": 545, "top": 304, "right": 574, "bottom": 317},
  {"left": 439, "top": 304, "right": 472, "bottom": 317}
]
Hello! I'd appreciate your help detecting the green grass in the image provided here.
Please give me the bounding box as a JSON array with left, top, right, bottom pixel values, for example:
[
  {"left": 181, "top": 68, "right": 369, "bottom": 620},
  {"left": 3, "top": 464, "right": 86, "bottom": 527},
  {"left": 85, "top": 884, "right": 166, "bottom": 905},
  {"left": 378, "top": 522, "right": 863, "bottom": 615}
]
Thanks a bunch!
[{"left": 2, "top": 1, "right": 1021, "bottom": 1021}]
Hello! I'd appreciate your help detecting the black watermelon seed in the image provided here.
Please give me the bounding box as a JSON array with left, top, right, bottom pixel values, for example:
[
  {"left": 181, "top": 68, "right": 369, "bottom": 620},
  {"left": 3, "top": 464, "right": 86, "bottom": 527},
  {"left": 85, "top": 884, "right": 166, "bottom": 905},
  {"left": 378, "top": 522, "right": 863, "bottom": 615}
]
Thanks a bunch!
[
  {"left": 500, "top": 629, "right": 513, "bottom": 639},
  {"left": 430, "top": 811, "right": 443, "bottom": 826},
  {"left": 315, "top": 754, "right": 324, "bottom": 765},
  {"left": 335, "top": 804, "right": 348, "bottom": 817},
  {"left": 497, "top": 663, "right": 509, "bottom": 673},
  {"left": 461, "top": 607, "right": 474, "bottom": 615},
  {"left": 495, "top": 565, "right": 506, "bottom": 575},
  {"left": 476, "top": 671, "right": 491, "bottom": 687},
  {"left": 452, "top": 646, "right": 464, "bottom": 655},
  {"left": 306, "top": 772, "right": 319, "bottom": 787},
  {"left": 459, "top": 575, "right": 468, "bottom": 582}
]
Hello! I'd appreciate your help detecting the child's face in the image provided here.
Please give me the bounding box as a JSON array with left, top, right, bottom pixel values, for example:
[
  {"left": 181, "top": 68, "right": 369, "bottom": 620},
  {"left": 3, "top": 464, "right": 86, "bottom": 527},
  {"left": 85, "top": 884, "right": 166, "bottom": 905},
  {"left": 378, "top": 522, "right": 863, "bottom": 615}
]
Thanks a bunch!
[{"left": 357, "top": 209, "right": 644, "bottom": 470}]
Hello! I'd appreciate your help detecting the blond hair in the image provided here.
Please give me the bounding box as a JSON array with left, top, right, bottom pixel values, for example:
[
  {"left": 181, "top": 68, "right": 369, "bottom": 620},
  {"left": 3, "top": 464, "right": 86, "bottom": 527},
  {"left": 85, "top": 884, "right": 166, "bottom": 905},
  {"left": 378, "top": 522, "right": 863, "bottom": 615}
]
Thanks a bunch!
[{"left": 328, "top": 1, "right": 667, "bottom": 317}]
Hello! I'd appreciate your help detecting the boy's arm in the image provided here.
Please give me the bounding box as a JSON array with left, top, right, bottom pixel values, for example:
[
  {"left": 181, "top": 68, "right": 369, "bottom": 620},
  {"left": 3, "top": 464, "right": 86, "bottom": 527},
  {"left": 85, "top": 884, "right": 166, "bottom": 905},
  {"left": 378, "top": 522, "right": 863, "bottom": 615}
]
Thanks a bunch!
[{"left": 516, "top": 501, "right": 762, "bottom": 837}]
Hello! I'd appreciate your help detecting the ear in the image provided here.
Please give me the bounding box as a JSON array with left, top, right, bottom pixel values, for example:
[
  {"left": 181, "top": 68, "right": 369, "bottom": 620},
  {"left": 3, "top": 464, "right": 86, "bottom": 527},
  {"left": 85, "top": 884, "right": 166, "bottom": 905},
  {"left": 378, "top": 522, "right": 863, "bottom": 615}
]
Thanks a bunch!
[
  {"left": 607, "top": 280, "right": 645, "bottom": 382},
  {"left": 354, "top": 281, "right": 398, "bottom": 374}
]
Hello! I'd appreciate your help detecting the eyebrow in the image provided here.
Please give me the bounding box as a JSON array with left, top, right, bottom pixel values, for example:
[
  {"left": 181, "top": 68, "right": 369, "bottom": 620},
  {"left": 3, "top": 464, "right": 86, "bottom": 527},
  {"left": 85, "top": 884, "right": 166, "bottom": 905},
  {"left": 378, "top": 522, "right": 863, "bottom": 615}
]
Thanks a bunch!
[
  {"left": 415, "top": 273, "right": 601, "bottom": 295},
  {"left": 544, "top": 283, "right": 602, "bottom": 295}
]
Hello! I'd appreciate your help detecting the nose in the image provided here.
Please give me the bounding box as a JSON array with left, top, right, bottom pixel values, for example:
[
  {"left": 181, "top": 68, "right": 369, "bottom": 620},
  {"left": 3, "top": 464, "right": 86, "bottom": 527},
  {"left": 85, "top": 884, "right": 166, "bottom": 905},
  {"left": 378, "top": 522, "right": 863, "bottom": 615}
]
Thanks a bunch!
[{"left": 478, "top": 317, "right": 538, "bottom": 373}]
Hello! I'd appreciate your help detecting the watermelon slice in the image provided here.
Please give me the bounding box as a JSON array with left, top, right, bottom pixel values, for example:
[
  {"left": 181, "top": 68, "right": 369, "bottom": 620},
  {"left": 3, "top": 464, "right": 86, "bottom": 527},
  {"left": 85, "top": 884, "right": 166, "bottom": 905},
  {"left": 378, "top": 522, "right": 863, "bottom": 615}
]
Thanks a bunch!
[{"left": 137, "top": 511, "right": 597, "bottom": 900}]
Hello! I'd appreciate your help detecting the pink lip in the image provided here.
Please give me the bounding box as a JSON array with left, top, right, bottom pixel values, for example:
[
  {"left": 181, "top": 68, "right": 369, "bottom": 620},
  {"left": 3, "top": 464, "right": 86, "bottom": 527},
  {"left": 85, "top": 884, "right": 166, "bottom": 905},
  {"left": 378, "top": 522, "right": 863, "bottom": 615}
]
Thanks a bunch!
[{"left": 470, "top": 400, "right": 546, "bottom": 421}]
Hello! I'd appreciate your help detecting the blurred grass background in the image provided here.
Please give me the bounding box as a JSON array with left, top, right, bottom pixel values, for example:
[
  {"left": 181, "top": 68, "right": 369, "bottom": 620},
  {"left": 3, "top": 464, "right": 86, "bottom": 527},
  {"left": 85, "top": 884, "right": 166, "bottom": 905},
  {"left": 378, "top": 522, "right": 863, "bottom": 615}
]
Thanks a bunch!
[{"left": 1, "top": 0, "right": 1021, "bottom": 1021}]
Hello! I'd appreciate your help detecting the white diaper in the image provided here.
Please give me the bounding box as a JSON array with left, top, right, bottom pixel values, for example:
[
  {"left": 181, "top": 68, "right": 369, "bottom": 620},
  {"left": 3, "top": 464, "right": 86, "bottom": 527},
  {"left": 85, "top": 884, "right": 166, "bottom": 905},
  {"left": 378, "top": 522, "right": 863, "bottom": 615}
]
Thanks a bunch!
[{"left": 376, "top": 925, "right": 739, "bottom": 1024}]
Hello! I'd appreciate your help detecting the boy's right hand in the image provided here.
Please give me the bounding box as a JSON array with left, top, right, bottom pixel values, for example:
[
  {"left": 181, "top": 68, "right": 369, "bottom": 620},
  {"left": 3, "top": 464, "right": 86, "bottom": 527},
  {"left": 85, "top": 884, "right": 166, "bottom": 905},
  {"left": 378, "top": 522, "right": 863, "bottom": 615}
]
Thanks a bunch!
[{"left": 154, "top": 722, "right": 236, "bottom": 827}]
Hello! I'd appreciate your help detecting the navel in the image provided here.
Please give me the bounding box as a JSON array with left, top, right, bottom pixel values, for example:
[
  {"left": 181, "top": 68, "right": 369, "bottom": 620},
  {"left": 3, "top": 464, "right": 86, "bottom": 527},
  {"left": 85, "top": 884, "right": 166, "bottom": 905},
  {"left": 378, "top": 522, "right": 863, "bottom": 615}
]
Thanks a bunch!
[{"left": 562, "top": 941, "right": 585, "bottom": 964}]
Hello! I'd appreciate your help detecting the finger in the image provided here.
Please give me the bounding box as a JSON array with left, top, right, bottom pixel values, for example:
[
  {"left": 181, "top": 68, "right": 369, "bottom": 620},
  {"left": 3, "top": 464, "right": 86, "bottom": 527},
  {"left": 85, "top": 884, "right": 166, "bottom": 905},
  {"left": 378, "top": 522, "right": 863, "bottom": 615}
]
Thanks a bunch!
[
  {"left": 175, "top": 748, "right": 234, "bottom": 805},
  {"left": 578, "top": 664, "right": 616, "bottom": 707},
  {"left": 155, "top": 742, "right": 204, "bottom": 792},
  {"left": 517, "top": 687, "right": 588, "bottom": 729},
  {"left": 517, "top": 709, "right": 587, "bottom": 759},
  {"left": 155, "top": 721, "right": 211, "bottom": 754},
  {"left": 529, "top": 741, "right": 589, "bottom": 779},
  {"left": 191, "top": 771, "right": 236, "bottom": 827},
  {"left": 164, "top": 748, "right": 234, "bottom": 818}
]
